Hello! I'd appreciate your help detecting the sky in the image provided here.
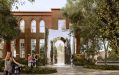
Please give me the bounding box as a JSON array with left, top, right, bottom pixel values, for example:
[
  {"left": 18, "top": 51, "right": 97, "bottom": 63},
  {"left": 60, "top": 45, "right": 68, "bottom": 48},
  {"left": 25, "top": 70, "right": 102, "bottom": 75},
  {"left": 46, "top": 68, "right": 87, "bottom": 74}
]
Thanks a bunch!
[{"left": 12, "top": 0, "right": 67, "bottom": 11}]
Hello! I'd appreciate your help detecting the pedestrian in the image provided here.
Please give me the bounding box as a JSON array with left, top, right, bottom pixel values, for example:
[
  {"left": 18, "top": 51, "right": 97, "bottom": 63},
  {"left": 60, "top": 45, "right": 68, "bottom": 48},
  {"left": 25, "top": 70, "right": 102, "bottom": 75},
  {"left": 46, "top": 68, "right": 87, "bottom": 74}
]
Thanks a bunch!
[
  {"left": 4, "top": 51, "right": 24, "bottom": 75},
  {"left": 32, "top": 54, "right": 36, "bottom": 67},
  {"left": 35, "top": 54, "right": 38, "bottom": 67},
  {"left": 13, "top": 62, "right": 21, "bottom": 75},
  {"left": 28, "top": 54, "right": 33, "bottom": 68}
]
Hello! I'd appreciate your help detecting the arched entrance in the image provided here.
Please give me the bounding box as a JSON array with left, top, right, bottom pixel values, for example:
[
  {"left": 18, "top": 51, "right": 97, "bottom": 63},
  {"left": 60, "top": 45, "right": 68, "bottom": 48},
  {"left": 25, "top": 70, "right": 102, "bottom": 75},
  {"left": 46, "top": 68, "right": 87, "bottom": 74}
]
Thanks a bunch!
[
  {"left": 50, "top": 37, "right": 71, "bottom": 65},
  {"left": 55, "top": 40, "right": 65, "bottom": 65}
]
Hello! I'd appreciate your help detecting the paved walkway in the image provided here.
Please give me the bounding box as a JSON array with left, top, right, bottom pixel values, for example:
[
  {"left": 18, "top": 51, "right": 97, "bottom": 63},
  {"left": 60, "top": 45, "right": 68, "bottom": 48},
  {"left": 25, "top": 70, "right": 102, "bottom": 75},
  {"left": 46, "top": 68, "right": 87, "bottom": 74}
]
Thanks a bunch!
[{"left": 1, "top": 65, "right": 119, "bottom": 75}]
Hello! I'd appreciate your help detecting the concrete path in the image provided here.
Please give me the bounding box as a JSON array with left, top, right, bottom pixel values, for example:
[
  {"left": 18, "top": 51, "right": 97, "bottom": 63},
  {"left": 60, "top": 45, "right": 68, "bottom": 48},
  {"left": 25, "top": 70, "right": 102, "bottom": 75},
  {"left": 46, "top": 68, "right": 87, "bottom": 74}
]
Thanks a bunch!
[{"left": 1, "top": 65, "right": 119, "bottom": 75}]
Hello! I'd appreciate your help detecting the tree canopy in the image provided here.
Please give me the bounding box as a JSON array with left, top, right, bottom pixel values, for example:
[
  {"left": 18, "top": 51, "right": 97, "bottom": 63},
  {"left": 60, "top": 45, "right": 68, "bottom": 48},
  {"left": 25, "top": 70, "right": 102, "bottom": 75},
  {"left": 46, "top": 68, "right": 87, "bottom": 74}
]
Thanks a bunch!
[
  {"left": 0, "top": 0, "right": 35, "bottom": 42},
  {"left": 63, "top": 0, "right": 119, "bottom": 58}
]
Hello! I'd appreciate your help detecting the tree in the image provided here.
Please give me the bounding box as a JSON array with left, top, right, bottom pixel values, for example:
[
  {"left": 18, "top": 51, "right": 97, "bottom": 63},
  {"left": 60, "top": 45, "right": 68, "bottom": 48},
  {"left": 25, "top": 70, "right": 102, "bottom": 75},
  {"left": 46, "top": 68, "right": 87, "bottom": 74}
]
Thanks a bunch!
[
  {"left": 0, "top": 0, "right": 20, "bottom": 52},
  {"left": 97, "top": 0, "right": 119, "bottom": 53},
  {"left": 0, "top": 0, "right": 35, "bottom": 52},
  {"left": 95, "top": 0, "right": 119, "bottom": 65},
  {"left": 0, "top": 0, "right": 35, "bottom": 39},
  {"left": 63, "top": 0, "right": 119, "bottom": 64},
  {"left": 63, "top": 0, "right": 100, "bottom": 62}
]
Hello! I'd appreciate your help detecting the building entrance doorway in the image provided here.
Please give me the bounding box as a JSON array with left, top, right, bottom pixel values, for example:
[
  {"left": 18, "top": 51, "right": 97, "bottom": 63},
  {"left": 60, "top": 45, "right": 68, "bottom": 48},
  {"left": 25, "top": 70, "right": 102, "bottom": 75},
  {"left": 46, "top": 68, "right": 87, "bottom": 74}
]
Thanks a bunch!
[
  {"left": 47, "top": 29, "right": 73, "bottom": 65},
  {"left": 55, "top": 40, "right": 65, "bottom": 65},
  {"left": 49, "top": 37, "right": 71, "bottom": 65}
]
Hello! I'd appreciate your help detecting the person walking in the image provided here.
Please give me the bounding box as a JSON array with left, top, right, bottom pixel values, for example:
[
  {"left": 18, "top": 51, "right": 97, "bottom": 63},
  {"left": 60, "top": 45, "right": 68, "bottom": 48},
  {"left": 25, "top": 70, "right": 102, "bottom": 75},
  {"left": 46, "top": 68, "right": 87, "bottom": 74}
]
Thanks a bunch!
[
  {"left": 35, "top": 54, "right": 38, "bottom": 67},
  {"left": 4, "top": 51, "right": 24, "bottom": 75},
  {"left": 32, "top": 54, "right": 36, "bottom": 67},
  {"left": 28, "top": 54, "right": 33, "bottom": 68}
]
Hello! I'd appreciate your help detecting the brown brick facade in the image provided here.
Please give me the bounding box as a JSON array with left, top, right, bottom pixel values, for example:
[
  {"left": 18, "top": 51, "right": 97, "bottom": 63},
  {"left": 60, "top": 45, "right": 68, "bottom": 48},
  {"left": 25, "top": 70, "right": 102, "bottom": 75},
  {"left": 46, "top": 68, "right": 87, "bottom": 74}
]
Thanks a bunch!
[{"left": 4, "top": 8, "right": 80, "bottom": 58}]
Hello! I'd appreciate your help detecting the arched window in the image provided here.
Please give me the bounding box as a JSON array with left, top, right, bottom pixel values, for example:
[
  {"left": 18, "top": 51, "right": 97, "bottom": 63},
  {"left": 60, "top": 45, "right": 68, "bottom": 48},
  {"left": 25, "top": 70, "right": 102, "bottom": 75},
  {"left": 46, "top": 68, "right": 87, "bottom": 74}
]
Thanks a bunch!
[
  {"left": 31, "top": 20, "right": 36, "bottom": 33},
  {"left": 20, "top": 20, "right": 25, "bottom": 32},
  {"left": 40, "top": 20, "right": 45, "bottom": 33}
]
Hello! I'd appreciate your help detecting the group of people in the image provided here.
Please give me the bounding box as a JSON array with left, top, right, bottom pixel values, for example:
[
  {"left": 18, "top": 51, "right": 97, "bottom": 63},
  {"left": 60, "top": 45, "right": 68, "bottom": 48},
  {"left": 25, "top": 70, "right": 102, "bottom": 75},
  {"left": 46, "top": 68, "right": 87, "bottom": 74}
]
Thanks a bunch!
[
  {"left": 4, "top": 51, "right": 38, "bottom": 75},
  {"left": 28, "top": 54, "right": 38, "bottom": 68}
]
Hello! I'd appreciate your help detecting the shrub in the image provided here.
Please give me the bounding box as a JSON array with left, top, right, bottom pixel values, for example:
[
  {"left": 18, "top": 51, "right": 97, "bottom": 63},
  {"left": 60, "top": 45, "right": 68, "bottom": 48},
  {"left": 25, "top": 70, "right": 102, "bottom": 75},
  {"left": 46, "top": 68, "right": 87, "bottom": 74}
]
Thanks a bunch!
[
  {"left": 72, "top": 54, "right": 86, "bottom": 65},
  {"left": 15, "top": 57, "right": 47, "bottom": 66},
  {"left": 21, "top": 66, "right": 57, "bottom": 74},
  {"left": 107, "top": 52, "right": 119, "bottom": 61},
  {"left": 84, "top": 65, "right": 119, "bottom": 70},
  {"left": 72, "top": 54, "right": 94, "bottom": 66},
  {"left": 15, "top": 58, "right": 28, "bottom": 65},
  {"left": 0, "top": 59, "right": 4, "bottom": 72},
  {"left": 0, "top": 59, "right": 57, "bottom": 74},
  {"left": 0, "top": 57, "right": 55, "bottom": 74},
  {"left": 97, "top": 56, "right": 104, "bottom": 61},
  {"left": 38, "top": 56, "right": 46, "bottom": 66}
]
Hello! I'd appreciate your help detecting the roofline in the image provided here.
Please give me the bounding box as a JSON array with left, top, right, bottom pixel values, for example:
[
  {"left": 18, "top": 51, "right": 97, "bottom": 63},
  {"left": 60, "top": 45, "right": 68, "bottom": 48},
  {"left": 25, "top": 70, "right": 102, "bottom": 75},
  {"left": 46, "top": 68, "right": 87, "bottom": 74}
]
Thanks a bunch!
[
  {"left": 11, "top": 11, "right": 52, "bottom": 16},
  {"left": 11, "top": 11, "right": 52, "bottom": 13},
  {"left": 51, "top": 8, "right": 61, "bottom": 10},
  {"left": 11, "top": 8, "right": 61, "bottom": 13}
]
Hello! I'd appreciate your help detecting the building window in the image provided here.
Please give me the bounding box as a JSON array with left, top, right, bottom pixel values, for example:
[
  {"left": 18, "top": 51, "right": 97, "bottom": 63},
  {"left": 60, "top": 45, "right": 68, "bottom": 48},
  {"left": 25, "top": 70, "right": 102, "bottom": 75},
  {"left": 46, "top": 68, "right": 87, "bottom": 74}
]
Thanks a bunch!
[
  {"left": 40, "top": 39, "right": 45, "bottom": 48},
  {"left": 0, "top": 40, "right": 4, "bottom": 58},
  {"left": 20, "top": 20, "right": 25, "bottom": 32},
  {"left": 39, "top": 39, "right": 45, "bottom": 50},
  {"left": 31, "top": 20, "right": 36, "bottom": 33},
  {"left": 40, "top": 20, "right": 45, "bottom": 33},
  {"left": 11, "top": 40, "right": 16, "bottom": 57},
  {"left": 31, "top": 39, "right": 36, "bottom": 54},
  {"left": 58, "top": 19, "right": 66, "bottom": 30},
  {"left": 20, "top": 39, "right": 25, "bottom": 58},
  {"left": 39, "top": 39, "right": 45, "bottom": 56}
]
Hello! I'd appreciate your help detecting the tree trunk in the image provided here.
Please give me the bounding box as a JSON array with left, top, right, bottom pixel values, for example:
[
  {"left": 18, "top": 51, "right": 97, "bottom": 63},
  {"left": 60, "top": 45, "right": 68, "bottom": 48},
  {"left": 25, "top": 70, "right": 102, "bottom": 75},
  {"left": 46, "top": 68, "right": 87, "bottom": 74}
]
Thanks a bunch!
[
  {"left": 6, "top": 41, "right": 11, "bottom": 52},
  {"left": 4, "top": 41, "right": 11, "bottom": 57},
  {"left": 75, "top": 31, "right": 80, "bottom": 54}
]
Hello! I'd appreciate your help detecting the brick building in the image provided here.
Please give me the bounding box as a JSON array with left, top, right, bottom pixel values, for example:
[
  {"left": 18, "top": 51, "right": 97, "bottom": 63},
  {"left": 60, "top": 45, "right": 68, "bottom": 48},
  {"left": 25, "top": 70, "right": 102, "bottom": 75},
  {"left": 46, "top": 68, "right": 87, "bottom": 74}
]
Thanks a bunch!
[{"left": 2, "top": 8, "right": 80, "bottom": 64}]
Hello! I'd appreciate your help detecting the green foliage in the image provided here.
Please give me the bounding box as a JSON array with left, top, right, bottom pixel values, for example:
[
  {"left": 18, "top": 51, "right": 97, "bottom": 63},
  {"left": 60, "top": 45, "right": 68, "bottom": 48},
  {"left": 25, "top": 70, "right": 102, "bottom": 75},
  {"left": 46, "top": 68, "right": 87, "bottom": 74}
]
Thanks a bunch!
[
  {"left": 97, "top": 56, "right": 104, "bottom": 61},
  {"left": 0, "top": 59, "right": 4, "bottom": 72},
  {"left": 39, "top": 45, "right": 46, "bottom": 65},
  {"left": 21, "top": 66, "right": 57, "bottom": 74},
  {"left": 2, "top": 15, "right": 20, "bottom": 41},
  {"left": 0, "top": 0, "right": 20, "bottom": 42},
  {"left": 0, "top": 58, "right": 57, "bottom": 74},
  {"left": 15, "top": 57, "right": 46, "bottom": 66},
  {"left": 84, "top": 65, "right": 119, "bottom": 70},
  {"left": 107, "top": 51, "right": 119, "bottom": 61},
  {"left": 0, "top": 0, "right": 35, "bottom": 42},
  {"left": 63, "top": 0, "right": 119, "bottom": 62},
  {"left": 72, "top": 54, "right": 95, "bottom": 66},
  {"left": 63, "top": 0, "right": 100, "bottom": 61},
  {"left": 96, "top": 0, "right": 119, "bottom": 53},
  {"left": 72, "top": 54, "right": 84, "bottom": 65},
  {"left": 15, "top": 58, "right": 28, "bottom": 65}
]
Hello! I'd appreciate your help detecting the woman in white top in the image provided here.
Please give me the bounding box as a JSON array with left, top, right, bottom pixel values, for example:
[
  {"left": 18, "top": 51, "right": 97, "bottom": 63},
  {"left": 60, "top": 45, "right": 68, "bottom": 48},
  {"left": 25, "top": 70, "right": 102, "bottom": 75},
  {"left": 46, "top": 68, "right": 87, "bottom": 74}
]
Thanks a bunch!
[{"left": 4, "top": 51, "right": 24, "bottom": 75}]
